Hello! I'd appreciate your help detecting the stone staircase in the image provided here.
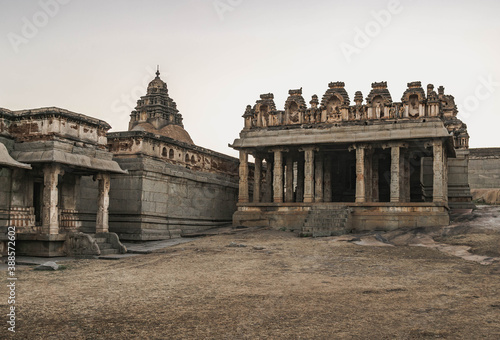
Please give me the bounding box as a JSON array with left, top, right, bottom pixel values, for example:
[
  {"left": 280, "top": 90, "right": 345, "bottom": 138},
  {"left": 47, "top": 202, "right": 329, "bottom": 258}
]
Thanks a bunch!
[
  {"left": 91, "top": 232, "right": 127, "bottom": 256},
  {"left": 301, "top": 206, "right": 352, "bottom": 237}
]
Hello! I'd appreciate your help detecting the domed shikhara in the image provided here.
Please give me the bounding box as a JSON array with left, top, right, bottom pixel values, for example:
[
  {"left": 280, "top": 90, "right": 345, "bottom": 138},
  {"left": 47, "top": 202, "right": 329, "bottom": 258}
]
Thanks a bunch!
[
  {"left": 128, "top": 68, "right": 193, "bottom": 144},
  {"left": 146, "top": 71, "right": 168, "bottom": 95}
]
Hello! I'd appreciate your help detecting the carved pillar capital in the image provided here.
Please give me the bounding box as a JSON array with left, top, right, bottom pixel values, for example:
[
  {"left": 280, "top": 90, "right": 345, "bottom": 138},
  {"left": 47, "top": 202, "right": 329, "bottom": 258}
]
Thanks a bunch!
[
  {"left": 349, "top": 143, "right": 372, "bottom": 152},
  {"left": 381, "top": 142, "right": 408, "bottom": 150},
  {"left": 299, "top": 145, "right": 319, "bottom": 153}
]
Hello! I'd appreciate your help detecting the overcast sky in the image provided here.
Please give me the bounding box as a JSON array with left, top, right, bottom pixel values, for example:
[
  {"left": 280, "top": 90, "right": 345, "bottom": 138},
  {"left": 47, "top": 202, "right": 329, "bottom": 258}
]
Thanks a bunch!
[{"left": 1, "top": 0, "right": 499, "bottom": 157}]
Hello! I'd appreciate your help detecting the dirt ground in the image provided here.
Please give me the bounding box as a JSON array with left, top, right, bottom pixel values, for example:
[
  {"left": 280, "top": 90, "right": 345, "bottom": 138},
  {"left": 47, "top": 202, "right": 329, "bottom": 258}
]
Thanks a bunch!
[{"left": 4, "top": 206, "right": 500, "bottom": 339}]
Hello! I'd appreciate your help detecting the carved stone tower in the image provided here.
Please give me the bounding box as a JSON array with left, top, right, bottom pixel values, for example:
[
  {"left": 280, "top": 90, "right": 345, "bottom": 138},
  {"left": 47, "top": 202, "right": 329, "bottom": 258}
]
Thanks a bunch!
[
  {"left": 127, "top": 67, "right": 193, "bottom": 145},
  {"left": 129, "top": 68, "right": 184, "bottom": 131}
]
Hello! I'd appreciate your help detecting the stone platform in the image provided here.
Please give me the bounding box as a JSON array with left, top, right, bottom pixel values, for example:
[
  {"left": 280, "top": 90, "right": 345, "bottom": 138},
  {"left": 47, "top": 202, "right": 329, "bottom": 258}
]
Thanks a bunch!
[{"left": 234, "top": 202, "right": 450, "bottom": 234}]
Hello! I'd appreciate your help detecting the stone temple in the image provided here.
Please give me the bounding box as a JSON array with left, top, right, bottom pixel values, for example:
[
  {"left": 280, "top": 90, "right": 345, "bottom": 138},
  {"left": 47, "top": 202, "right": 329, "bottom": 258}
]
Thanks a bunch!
[
  {"left": 0, "top": 74, "right": 485, "bottom": 256},
  {"left": 105, "top": 70, "right": 240, "bottom": 241},
  {"left": 231, "top": 81, "right": 474, "bottom": 236},
  {"left": 0, "top": 107, "right": 127, "bottom": 256},
  {"left": 0, "top": 70, "right": 239, "bottom": 256}
]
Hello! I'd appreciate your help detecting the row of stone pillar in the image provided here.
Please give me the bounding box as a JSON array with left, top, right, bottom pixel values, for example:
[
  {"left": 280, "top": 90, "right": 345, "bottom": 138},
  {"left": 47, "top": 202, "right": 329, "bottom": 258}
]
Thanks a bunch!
[
  {"left": 238, "top": 139, "right": 448, "bottom": 205},
  {"left": 42, "top": 164, "right": 111, "bottom": 235},
  {"left": 354, "top": 143, "right": 412, "bottom": 203},
  {"left": 239, "top": 147, "right": 315, "bottom": 204}
]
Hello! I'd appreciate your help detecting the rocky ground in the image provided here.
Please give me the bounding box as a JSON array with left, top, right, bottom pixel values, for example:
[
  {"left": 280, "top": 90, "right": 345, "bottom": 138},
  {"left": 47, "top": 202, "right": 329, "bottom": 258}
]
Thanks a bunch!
[
  {"left": 4, "top": 206, "right": 500, "bottom": 339},
  {"left": 439, "top": 205, "right": 500, "bottom": 259}
]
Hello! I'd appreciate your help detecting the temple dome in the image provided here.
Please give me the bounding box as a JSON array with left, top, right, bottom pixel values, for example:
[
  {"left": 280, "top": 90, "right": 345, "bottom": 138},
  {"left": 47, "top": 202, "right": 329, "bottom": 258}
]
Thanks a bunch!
[
  {"left": 129, "top": 67, "right": 192, "bottom": 143},
  {"left": 147, "top": 70, "right": 168, "bottom": 94},
  {"left": 159, "top": 125, "right": 194, "bottom": 144},
  {"left": 131, "top": 122, "right": 194, "bottom": 145}
]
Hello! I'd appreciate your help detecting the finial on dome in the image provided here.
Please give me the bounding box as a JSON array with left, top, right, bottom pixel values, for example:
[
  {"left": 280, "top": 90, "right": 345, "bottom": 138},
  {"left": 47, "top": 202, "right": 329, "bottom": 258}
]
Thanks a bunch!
[{"left": 156, "top": 65, "right": 160, "bottom": 78}]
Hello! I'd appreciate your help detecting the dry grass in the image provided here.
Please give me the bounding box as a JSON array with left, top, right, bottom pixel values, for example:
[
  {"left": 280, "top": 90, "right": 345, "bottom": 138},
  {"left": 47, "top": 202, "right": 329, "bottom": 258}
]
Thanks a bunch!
[{"left": 7, "top": 229, "right": 500, "bottom": 339}]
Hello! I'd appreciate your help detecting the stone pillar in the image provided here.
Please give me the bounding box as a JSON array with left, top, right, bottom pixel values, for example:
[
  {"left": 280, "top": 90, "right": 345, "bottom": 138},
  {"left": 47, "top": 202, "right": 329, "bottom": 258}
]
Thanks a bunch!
[
  {"left": 314, "top": 153, "right": 324, "bottom": 202},
  {"left": 263, "top": 156, "right": 273, "bottom": 203},
  {"left": 421, "top": 156, "right": 434, "bottom": 202},
  {"left": 296, "top": 156, "right": 304, "bottom": 202},
  {"left": 390, "top": 146, "right": 401, "bottom": 203},
  {"left": 444, "top": 150, "right": 448, "bottom": 202},
  {"left": 96, "top": 173, "right": 111, "bottom": 233},
  {"left": 303, "top": 147, "right": 316, "bottom": 203},
  {"left": 364, "top": 150, "right": 373, "bottom": 202},
  {"left": 323, "top": 155, "right": 332, "bottom": 202},
  {"left": 404, "top": 151, "right": 411, "bottom": 202},
  {"left": 273, "top": 150, "right": 284, "bottom": 203},
  {"left": 238, "top": 150, "right": 249, "bottom": 203},
  {"left": 399, "top": 149, "right": 406, "bottom": 202},
  {"left": 42, "top": 164, "right": 62, "bottom": 234},
  {"left": 433, "top": 139, "right": 446, "bottom": 203},
  {"left": 355, "top": 146, "right": 366, "bottom": 203},
  {"left": 372, "top": 154, "right": 379, "bottom": 202},
  {"left": 285, "top": 153, "right": 294, "bottom": 203},
  {"left": 253, "top": 156, "right": 262, "bottom": 203}
]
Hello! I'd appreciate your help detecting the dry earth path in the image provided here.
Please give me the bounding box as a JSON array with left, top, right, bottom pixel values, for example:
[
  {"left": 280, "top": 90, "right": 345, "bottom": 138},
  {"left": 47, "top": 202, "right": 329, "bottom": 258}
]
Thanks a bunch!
[
  {"left": 2, "top": 238, "right": 498, "bottom": 338},
  {"left": 2, "top": 205, "right": 500, "bottom": 339}
]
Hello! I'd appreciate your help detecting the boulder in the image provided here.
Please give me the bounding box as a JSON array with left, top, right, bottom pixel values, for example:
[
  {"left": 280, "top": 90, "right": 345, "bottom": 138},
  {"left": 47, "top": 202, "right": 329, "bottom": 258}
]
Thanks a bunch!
[{"left": 34, "top": 261, "right": 59, "bottom": 271}]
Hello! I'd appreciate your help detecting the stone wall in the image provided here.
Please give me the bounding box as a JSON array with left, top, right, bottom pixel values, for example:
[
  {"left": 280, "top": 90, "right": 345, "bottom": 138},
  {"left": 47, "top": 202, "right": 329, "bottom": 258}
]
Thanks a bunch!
[
  {"left": 101, "top": 131, "right": 240, "bottom": 240},
  {"left": 107, "top": 157, "right": 238, "bottom": 240},
  {"left": 1, "top": 107, "right": 109, "bottom": 146},
  {"left": 447, "top": 149, "right": 473, "bottom": 209},
  {"left": 107, "top": 131, "right": 239, "bottom": 177},
  {"left": 469, "top": 148, "right": 500, "bottom": 189},
  {"left": 469, "top": 148, "right": 500, "bottom": 204}
]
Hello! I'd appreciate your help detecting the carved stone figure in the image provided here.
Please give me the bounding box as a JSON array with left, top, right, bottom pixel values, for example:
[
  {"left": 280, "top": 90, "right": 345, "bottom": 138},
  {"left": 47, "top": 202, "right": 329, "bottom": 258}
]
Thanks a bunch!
[
  {"left": 335, "top": 106, "right": 342, "bottom": 120},
  {"left": 376, "top": 101, "right": 383, "bottom": 118},
  {"left": 359, "top": 105, "right": 367, "bottom": 120},
  {"left": 399, "top": 105, "right": 405, "bottom": 118},
  {"left": 409, "top": 95, "right": 419, "bottom": 117},
  {"left": 389, "top": 106, "right": 396, "bottom": 119}
]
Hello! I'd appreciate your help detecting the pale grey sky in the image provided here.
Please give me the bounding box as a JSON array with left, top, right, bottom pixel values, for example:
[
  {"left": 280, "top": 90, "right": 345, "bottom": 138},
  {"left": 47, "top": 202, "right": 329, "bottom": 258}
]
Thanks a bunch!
[{"left": 1, "top": 0, "right": 499, "bottom": 157}]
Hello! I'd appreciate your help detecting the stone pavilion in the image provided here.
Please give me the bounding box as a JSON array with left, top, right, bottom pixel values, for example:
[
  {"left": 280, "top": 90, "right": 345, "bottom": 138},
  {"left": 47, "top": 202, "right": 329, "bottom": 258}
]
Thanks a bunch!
[{"left": 231, "top": 81, "right": 473, "bottom": 236}]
